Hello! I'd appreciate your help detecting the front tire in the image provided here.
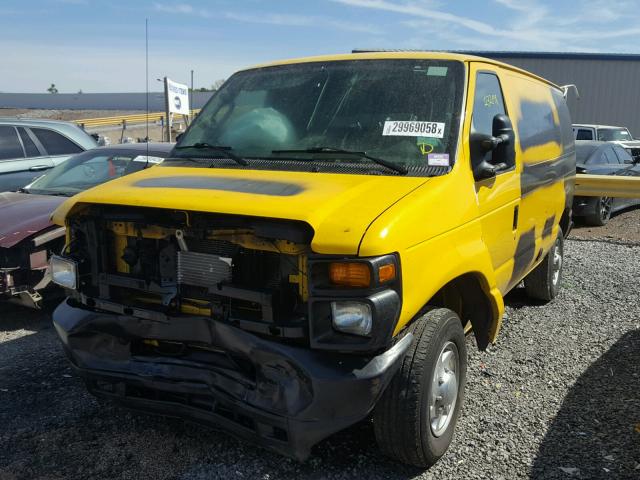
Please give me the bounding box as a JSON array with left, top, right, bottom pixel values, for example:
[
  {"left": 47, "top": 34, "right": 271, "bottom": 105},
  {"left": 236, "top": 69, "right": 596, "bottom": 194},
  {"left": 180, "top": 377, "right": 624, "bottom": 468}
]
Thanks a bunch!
[
  {"left": 524, "top": 228, "right": 564, "bottom": 302},
  {"left": 373, "top": 308, "right": 467, "bottom": 467},
  {"left": 585, "top": 196, "right": 612, "bottom": 226}
]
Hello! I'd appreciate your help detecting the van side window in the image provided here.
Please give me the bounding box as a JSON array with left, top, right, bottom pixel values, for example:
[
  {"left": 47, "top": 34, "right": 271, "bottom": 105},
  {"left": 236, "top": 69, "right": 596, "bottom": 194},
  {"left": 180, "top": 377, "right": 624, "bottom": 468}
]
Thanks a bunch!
[
  {"left": 576, "top": 129, "right": 593, "bottom": 140},
  {"left": 472, "top": 73, "right": 506, "bottom": 137}
]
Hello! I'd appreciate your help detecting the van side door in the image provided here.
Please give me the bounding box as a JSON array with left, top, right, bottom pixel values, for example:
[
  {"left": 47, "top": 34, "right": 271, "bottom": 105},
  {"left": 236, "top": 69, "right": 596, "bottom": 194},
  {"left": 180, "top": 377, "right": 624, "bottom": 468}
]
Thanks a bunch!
[
  {"left": 467, "top": 64, "right": 521, "bottom": 293},
  {"left": 500, "top": 72, "right": 574, "bottom": 291}
]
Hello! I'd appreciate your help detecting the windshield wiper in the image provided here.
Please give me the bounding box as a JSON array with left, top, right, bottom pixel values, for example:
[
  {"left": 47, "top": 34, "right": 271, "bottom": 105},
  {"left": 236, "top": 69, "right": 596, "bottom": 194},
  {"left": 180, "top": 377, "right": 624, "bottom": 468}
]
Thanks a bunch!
[
  {"left": 26, "top": 190, "right": 74, "bottom": 197},
  {"left": 271, "top": 147, "right": 408, "bottom": 175},
  {"left": 174, "top": 143, "right": 249, "bottom": 166}
]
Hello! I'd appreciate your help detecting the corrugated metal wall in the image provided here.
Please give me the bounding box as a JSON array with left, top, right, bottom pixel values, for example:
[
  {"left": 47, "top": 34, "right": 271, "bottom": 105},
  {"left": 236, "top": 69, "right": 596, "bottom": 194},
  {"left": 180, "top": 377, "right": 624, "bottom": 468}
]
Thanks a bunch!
[{"left": 475, "top": 54, "right": 640, "bottom": 137}]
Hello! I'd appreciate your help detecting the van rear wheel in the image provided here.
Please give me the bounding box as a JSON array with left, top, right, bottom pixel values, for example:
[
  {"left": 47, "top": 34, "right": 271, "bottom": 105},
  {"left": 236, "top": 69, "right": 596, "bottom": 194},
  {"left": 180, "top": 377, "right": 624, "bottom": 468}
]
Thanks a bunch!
[
  {"left": 524, "top": 229, "right": 564, "bottom": 302},
  {"left": 373, "top": 308, "right": 467, "bottom": 467}
]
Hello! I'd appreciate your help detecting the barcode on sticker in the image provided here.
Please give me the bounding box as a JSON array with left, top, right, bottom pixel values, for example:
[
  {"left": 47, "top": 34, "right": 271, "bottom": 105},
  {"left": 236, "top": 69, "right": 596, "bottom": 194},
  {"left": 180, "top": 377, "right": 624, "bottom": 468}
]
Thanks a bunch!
[{"left": 383, "top": 121, "right": 445, "bottom": 138}]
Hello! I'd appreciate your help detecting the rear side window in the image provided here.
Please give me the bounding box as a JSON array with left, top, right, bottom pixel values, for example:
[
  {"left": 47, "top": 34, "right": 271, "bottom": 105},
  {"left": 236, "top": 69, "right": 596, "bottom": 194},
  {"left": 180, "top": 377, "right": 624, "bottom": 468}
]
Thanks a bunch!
[
  {"left": 31, "top": 128, "right": 83, "bottom": 156},
  {"left": 472, "top": 72, "right": 507, "bottom": 136},
  {"left": 603, "top": 146, "right": 619, "bottom": 164},
  {"left": 575, "top": 129, "right": 593, "bottom": 140},
  {"left": 18, "top": 128, "right": 41, "bottom": 157},
  {"left": 613, "top": 145, "right": 633, "bottom": 163},
  {"left": 0, "top": 126, "right": 24, "bottom": 160},
  {"left": 587, "top": 150, "right": 607, "bottom": 165}
]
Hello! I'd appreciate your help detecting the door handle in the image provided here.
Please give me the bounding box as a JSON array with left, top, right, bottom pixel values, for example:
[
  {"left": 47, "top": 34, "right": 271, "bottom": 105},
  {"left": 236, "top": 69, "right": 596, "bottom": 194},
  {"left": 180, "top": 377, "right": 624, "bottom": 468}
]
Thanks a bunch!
[
  {"left": 29, "top": 165, "right": 50, "bottom": 171},
  {"left": 512, "top": 205, "right": 519, "bottom": 230}
]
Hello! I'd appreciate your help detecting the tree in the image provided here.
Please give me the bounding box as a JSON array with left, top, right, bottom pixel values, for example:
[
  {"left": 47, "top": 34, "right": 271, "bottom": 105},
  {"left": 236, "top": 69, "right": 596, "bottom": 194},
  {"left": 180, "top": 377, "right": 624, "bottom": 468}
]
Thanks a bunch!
[
  {"left": 47, "top": 83, "right": 58, "bottom": 94},
  {"left": 211, "top": 78, "right": 225, "bottom": 91}
]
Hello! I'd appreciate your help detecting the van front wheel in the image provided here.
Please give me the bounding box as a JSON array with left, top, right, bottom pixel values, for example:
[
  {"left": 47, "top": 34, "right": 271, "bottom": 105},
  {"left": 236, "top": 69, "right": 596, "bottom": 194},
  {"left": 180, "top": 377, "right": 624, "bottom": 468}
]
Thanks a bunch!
[
  {"left": 524, "top": 228, "right": 564, "bottom": 302},
  {"left": 373, "top": 308, "right": 467, "bottom": 467}
]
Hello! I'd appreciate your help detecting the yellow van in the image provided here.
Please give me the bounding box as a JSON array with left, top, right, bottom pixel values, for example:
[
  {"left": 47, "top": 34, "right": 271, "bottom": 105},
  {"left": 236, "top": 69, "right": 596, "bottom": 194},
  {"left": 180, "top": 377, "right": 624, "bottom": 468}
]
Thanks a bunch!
[{"left": 50, "top": 52, "right": 575, "bottom": 466}]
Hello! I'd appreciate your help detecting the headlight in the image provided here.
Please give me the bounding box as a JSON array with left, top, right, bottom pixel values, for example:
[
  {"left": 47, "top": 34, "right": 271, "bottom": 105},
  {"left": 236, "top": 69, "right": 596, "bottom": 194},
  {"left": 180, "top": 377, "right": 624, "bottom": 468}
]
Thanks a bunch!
[
  {"left": 331, "top": 301, "right": 372, "bottom": 336},
  {"left": 50, "top": 255, "right": 78, "bottom": 290}
]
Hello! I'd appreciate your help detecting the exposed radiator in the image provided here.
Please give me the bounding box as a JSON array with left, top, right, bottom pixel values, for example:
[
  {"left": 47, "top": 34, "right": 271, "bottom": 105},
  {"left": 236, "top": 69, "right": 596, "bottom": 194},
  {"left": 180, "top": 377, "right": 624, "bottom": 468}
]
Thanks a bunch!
[{"left": 177, "top": 251, "right": 232, "bottom": 289}]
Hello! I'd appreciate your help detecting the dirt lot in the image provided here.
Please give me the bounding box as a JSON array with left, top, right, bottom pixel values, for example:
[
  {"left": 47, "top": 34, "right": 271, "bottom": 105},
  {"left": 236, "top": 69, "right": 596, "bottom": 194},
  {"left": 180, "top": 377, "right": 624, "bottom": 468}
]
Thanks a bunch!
[
  {"left": 1, "top": 212, "right": 639, "bottom": 480},
  {"left": 571, "top": 205, "right": 640, "bottom": 243}
]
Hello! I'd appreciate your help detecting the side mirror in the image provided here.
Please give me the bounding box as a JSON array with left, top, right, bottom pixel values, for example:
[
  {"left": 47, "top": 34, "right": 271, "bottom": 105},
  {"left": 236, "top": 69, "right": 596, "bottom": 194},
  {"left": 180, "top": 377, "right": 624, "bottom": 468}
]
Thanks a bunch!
[
  {"left": 175, "top": 132, "right": 184, "bottom": 142},
  {"left": 470, "top": 114, "right": 516, "bottom": 181}
]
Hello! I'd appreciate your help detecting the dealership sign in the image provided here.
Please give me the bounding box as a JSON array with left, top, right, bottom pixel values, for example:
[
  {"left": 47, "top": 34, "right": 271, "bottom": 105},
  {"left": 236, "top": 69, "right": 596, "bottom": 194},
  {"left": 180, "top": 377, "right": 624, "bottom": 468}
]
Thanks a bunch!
[{"left": 166, "top": 78, "right": 190, "bottom": 115}]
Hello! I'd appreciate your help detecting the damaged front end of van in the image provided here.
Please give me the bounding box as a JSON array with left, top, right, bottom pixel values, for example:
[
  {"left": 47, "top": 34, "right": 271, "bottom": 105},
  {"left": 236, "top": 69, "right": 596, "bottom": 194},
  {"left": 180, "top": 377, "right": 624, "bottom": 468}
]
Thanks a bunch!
[{"left": 50, "top": 169, "right": 422, "bottom": 459}]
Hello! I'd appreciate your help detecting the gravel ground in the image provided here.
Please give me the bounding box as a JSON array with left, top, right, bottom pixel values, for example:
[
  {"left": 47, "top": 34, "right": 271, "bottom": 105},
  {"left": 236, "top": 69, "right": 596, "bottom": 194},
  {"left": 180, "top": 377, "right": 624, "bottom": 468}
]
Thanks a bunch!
[
  {"left": 571, "top": 206, "right": 640, "bottom": 243},
  {"left": 1, "top": 236, "right": 639, "bottom": 479}
]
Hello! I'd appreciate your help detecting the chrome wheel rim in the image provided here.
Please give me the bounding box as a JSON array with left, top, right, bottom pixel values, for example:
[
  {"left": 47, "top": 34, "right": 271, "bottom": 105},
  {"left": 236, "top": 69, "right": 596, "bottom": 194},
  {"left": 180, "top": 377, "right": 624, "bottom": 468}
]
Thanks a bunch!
[
  {"left": 600, "top": 197, "right": 612, "bottom": 220},
  {"left": 429, "top": 341, "right": 459, "bottom": 437},
  {"left": 551, "top": 239, "right": 562, "bottom": 286}
]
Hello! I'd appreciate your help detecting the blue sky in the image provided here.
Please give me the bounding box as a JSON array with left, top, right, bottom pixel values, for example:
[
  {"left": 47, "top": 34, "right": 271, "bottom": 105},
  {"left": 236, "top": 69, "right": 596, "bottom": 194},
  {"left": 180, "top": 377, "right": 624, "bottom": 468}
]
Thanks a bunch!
[{"left": 1, "top": 0, "right": 639, "bottom": 92}]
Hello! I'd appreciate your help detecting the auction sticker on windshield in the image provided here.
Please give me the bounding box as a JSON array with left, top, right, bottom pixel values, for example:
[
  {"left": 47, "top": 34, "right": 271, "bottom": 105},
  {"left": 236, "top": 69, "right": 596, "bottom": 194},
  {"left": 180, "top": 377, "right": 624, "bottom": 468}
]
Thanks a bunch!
[{"left": 383, "top": 121, "right": 445, "bottom": 138}]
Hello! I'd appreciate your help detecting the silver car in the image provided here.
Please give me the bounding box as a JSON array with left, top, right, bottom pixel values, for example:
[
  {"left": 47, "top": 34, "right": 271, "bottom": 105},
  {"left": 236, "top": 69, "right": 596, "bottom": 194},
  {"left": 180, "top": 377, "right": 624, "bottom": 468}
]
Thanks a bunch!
[{"left": 0, "top": 118, "right": 98, "bottom": 192}]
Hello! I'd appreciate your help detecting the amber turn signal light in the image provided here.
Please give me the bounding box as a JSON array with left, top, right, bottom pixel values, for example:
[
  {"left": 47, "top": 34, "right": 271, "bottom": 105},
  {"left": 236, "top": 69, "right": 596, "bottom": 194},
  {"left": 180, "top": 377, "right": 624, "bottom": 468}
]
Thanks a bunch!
[
  {"left": 329, "top": 262, "right": 371, "bottom": 287},
  {"left": 378, "top": 263, "right": 396, "bottom": 283}
]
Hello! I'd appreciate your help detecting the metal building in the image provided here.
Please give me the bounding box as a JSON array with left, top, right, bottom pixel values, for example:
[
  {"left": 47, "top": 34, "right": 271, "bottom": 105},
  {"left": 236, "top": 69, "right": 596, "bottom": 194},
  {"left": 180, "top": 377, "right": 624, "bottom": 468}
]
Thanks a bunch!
[{"left": 465, "top": 52, "right": 640, "bottom": 137}]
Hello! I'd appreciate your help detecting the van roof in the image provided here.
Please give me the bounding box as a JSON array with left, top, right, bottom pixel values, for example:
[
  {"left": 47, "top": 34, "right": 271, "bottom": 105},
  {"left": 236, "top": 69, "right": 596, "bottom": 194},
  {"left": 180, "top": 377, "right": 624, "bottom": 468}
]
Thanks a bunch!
[
  {"left": 573, "top": 123, "right": 628, "bottom": 130},
  {"left": 245, "top": 51, "right": 562, "bottom": 91}
]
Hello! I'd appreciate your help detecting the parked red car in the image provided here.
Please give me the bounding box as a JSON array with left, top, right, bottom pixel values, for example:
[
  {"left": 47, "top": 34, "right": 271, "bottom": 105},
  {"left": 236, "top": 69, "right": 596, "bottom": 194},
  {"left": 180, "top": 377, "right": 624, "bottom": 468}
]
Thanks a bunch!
[{"left": 0, "top": 143, "right": 174, "bottom": 308}]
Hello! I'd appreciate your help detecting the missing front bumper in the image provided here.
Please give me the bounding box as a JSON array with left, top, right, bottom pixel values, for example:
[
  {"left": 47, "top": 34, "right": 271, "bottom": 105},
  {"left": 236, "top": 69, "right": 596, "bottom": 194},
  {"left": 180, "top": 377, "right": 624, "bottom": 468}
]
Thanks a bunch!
[{"left": 53, "top": 299, "right": 411, "bottom": 460}]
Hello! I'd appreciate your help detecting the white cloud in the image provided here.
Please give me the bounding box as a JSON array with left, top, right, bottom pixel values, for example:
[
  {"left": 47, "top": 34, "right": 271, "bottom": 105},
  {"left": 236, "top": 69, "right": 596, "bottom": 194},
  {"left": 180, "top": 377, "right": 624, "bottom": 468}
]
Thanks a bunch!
[
  {"left": 224, "top": 12, "right": 381, "bottom": 34},
  {"left": 333, "top": 0, "right": 640, "bottom": 51},
  {"left": 54, "top": 0, "right": 88, "bottom": 4},
  {"left": 154, "top": 2, "right": 380, "bottom": 34},
  {"left": 154, "top": 3, "right": 198, "bottom": 15},
  {"left": 332, "top": 0, "right": 501, "bottom": 36}
]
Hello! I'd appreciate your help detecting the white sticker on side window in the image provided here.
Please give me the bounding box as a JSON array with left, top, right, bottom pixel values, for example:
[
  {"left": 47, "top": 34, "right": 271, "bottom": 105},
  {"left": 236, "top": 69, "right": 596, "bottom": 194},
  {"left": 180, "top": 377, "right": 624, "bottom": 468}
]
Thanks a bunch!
[{"left": 383, "top": 121, "right": 445, "bottom": 138}]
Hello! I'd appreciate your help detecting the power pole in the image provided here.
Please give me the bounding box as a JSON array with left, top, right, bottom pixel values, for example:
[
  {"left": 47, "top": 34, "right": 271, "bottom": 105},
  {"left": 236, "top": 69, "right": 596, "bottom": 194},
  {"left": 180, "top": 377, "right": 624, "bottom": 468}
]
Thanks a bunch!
[
  {"left": 190, "top": 69, "right": 194, "bottom": 116},
  {"left": 163, "top": 76, "right": 171, "bottom": 142}
]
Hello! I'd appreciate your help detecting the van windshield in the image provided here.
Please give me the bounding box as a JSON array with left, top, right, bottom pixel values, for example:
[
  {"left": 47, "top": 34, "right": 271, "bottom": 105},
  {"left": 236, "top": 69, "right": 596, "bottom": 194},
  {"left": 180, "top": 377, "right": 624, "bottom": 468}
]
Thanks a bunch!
[
  {"left": 597, "top": 128, "right": 632, "bottom": 141},
  {"left": 170, "top": 59, "right": 465, "bottom": 176}
]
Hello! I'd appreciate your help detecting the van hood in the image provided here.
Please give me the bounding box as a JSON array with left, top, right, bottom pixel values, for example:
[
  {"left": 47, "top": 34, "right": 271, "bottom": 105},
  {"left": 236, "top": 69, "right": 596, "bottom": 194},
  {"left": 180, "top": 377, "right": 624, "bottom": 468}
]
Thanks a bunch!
[
  {"left": 612, "top": 140, "right": 640, "bottom": 148},
  {"left": 0, "top": 192, "right": 65, "bottom": 248},
  {"left": 52, "top": 166, "right": 428, "bottom": 254}
]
